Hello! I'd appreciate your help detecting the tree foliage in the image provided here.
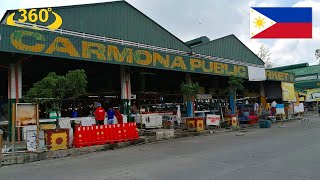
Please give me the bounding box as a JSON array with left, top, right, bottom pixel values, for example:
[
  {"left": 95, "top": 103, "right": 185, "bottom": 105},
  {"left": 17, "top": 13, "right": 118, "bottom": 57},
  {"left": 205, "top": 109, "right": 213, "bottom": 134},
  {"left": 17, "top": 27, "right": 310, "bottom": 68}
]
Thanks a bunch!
[
  {"left": 227, "top": 76, "right": 244, "bottom": 94},
  {"left": 65, "top": 69, "right": 87, "bottom": 100},
  {"left": 315, "top": 49, "right": 320, "bottom": 64},
  {"left": 24, "top": 72, "right": 66, "bottom": 106},
  {"left": 227, "top": 76, "right": 244, "bottom": 115},
  {"left": 24, "top": 69, "right": 87, "bottom": 128},
  {"left": 180, "top": 82, "right": 200, "bottom": 101},
  {"left": 257, "top": 44, "right": 273, "bottom": 68}
]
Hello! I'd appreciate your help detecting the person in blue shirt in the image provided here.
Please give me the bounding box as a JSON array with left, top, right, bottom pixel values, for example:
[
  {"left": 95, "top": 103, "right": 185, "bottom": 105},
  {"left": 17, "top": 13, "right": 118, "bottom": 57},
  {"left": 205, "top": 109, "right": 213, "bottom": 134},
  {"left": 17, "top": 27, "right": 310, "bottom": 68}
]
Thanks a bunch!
[{"left": 107, "top": 107, "right": 115, "bottom": 124}]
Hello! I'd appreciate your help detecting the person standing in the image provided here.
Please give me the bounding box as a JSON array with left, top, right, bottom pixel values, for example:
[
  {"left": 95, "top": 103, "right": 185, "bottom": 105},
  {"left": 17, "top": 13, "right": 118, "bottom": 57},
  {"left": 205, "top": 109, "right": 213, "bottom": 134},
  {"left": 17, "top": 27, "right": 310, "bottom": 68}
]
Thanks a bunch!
[
  {"left": 94, "top": 103, "right": 106, "bottom": 125},
  {"left": 114, "top": 108, "right": 123, "bottom": 124},
  {"left": 254, "top": 102, "right": 259, "bottom": 116},
  {"left": 107, "top": 107, "right": 115, "bottom": 124},
  {"left": 131, "top": 104, "right": 138, "bottom": 114}
]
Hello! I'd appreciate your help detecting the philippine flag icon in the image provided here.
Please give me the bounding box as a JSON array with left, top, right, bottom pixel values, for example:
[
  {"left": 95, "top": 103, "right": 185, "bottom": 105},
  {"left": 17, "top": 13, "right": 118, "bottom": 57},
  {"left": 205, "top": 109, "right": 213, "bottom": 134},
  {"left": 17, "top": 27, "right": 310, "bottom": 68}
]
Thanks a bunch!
[{"left": 250, "top": 7, "right": 312, "bottom": 39}]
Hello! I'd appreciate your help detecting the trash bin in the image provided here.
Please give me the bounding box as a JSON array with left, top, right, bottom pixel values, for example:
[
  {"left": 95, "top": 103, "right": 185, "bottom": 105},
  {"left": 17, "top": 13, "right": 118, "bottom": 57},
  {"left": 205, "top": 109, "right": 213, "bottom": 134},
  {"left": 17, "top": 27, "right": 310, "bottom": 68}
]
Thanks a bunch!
[{"left": 259, "top": 120, "right": 271, "bottom": 128}]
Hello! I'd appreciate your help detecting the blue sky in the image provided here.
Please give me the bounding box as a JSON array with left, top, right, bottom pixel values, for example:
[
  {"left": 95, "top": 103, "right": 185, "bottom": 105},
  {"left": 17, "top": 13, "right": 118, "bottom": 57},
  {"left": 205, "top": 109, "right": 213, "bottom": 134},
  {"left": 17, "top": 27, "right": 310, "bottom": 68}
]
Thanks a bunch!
[{"left": 0, "top": 0, "right": 319, "bottom": 67}]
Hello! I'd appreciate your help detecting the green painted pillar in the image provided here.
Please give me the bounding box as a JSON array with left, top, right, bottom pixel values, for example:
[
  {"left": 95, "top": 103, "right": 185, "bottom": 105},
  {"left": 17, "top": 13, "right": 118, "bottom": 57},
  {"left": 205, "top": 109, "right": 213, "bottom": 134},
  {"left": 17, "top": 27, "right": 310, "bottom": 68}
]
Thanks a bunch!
[{"left": 121, "top": 99, "right": 131, "bottom": 121}]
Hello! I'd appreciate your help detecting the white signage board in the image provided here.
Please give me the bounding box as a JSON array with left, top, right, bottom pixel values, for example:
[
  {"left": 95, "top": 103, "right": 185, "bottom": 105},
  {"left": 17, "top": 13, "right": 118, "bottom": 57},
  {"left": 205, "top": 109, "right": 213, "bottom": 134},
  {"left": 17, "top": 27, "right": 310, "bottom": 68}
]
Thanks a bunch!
[
  {"left": 197, "top": 94, "right": 213, "bottom": 100},
  {"left": 206, "top": 114, "right": 220, "bottom": 126},
  {"left": 294, "top": 103, "right": 304, "bottom": 113},
  {"left": 26, "top": 130, "right": 45, "bottom": 152},
  {"left": 248, "top": 66, "right": 266, "bottom": 81}
]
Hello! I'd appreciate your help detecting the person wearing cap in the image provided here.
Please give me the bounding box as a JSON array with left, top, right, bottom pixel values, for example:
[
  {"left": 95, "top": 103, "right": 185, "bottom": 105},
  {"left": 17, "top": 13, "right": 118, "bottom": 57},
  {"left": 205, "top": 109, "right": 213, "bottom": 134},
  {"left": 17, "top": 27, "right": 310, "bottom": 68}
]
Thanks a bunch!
[{"left": 94, "top": 103, "right": 106, "bottom": 125}]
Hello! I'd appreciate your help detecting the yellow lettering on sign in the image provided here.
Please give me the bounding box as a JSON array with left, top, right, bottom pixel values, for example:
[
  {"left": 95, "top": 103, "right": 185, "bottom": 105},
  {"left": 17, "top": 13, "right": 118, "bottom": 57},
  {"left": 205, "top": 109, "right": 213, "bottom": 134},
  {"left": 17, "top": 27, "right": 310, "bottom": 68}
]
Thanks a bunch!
[
  {"left": 171, "top": 56, "right": 187, "bottom": 70},
  {"left": 282, "top": 73, "right": 289, "bottom": 81},
  {"left": 107, "top": 45, "right": 133, "bottom": 63},
  {"left": 190, "top": 58, "right": 202, "bottom": 71},
  {"left": 289, "top": 74, "right": 294, "bottom": 82},
  {"left": 45, "top": 37, "right": 80, "bottom": 57},
  {"left": 266, "top": 70, "right": 293, "bottom": 82},
  {"left": 224, "top": 64, "right": 235, "bottom": 76},
  {"left": 134, "top": 50, "right": 152, "bottom": 65},
  {"left": 10, "top": 30, "right": 45, "bottom": 52},
  {"left": 202, "top": 61, "right": 213, "bottom": 73},
  {"left": 266, "top": 70, "right": 270, "bottom": 79},
  {"left": 237, "top": 66, "right": 247, "bottom": 77},
  {"left": 153, "top": 52, "right": 169, "bottom": 68},
  {"left": 214, "top": 62, "right": 224, "bottom": 74},
  {"left": 278, "top": 72, "right": 286, "bottom": 81},
  {"left": 278, "top": 72, "right": 284, "bottom": 81},
  {"left": 271, "top": 71, "right": 278, "bottom": 80},
  {"left": 82, "top": 41, "right": 106, "bottom": 60}
]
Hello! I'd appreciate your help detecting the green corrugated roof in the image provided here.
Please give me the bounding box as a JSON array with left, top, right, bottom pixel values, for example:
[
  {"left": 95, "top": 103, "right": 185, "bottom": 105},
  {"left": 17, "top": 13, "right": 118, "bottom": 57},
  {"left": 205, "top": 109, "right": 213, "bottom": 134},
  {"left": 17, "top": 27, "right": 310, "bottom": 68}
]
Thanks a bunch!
[
  {"left": 191, "top": 35, "right": 264, "bottom": 66},
  {"left": 185, "top": 36, "right": 210, "bottom": 47},
  {"left": 295, "top": 79, "right": 320, "bottom": 89},
  {"left": 282, "top": 64, "right": 320, "bottom": 76},
  {"left": 271, "top": 63, "right": 309, "bottom": 71},
  {"left": 1, "top": 1, "right": 190, "bottom": 51}
]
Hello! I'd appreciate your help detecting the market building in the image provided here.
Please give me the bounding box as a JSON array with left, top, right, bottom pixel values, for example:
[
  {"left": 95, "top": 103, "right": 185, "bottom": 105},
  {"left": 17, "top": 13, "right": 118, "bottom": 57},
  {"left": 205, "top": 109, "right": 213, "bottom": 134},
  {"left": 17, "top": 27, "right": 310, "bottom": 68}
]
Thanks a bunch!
[
  {"left": 271, "top": 63, "right": 320, "bottom": 109},
  {"left": 0, "top": 1, "right": 295, "bottom": 137},
  {"left": 271, "top": 63, "right": 320, "bottom": 90}
]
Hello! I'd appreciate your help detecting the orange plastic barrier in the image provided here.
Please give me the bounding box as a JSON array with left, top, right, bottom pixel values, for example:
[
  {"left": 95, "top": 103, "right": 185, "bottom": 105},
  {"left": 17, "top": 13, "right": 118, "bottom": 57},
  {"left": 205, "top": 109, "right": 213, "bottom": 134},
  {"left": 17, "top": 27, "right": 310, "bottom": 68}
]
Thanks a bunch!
[
  {"left": 109, "top": 124, "right": 115, "bottom": 144},
  {"left": 74, "top": 123, "right": 139, "bottom": 148},
  {"left": 132, "top": 122, "right": 139, "bottom": 139},
  {"left": 74, "top": 125, "right": 83, "bottom": 148},
  {"left": 122, "top": 123, "right": 128, "bottom": 141}
]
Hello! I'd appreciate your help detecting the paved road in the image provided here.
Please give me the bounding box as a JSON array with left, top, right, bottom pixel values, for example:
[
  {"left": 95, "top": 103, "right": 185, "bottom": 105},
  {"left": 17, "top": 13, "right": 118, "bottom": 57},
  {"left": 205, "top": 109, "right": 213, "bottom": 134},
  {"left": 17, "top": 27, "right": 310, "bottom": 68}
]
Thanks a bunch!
[{"left": 1, "top": 113, "right": 320, "bottom": 180}]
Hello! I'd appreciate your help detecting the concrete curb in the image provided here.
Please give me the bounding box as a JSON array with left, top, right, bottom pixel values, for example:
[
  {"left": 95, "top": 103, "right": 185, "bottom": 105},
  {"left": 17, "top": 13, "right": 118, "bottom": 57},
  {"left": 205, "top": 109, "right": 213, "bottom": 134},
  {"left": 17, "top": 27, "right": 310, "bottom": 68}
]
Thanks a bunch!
[
  {"left": 1, "top": 139, "right": 145, "bottom": 166},
  {"left": 0, "top": 129, "right": 218, "bottom": 166},
  {"left": 1, "top": 118, "right": 298, "bottom": 167}
]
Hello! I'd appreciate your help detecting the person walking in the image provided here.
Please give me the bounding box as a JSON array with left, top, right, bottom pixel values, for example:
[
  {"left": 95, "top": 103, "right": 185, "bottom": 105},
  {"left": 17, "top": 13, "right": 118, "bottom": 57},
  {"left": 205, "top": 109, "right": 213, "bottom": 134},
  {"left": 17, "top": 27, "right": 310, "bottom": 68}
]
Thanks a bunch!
[{"left": 94, "top": 103, "right": 106, "bottom": 125}]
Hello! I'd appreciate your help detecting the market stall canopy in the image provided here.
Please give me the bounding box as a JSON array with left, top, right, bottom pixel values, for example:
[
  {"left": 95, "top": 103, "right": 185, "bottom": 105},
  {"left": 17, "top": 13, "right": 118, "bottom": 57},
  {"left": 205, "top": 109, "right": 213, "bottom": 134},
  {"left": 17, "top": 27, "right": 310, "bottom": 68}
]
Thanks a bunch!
[{"left": 295, "top": 79, "right": 320, "bottom": 89}]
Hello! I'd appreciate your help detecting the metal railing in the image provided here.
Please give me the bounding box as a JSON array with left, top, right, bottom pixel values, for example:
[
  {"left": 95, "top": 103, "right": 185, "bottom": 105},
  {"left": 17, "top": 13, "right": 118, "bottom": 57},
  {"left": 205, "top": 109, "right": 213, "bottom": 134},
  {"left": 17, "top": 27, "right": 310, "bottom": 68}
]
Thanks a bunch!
[{"left": 11, "top": 21, "right": 264, "bottom": 68}]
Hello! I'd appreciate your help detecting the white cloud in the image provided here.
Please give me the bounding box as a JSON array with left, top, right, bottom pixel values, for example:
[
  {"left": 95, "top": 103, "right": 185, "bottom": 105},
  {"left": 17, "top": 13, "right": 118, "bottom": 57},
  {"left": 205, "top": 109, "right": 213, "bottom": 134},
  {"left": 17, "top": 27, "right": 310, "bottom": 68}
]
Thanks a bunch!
[{"left": 266, "top": 0, "right": 320, "bottom": 67}]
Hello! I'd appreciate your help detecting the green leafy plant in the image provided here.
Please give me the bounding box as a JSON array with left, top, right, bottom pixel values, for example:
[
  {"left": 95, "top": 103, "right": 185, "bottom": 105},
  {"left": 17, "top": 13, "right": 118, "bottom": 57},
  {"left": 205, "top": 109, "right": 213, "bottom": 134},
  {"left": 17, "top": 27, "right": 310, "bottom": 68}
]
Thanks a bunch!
[
  {"left": 24, "top": 69, "right": 87, "bottom": 128},
  {"left": 227, "top": 75, "right": 244, "bottom": 93},
  {"left": 65, "top": 69, "right": 88, "bottom": 108},
  {"left": 180, "top": 82, "right": 200, "bottom": 101},
  {"left": 227, "top": 76, "right": 244, "bottom": 115}
]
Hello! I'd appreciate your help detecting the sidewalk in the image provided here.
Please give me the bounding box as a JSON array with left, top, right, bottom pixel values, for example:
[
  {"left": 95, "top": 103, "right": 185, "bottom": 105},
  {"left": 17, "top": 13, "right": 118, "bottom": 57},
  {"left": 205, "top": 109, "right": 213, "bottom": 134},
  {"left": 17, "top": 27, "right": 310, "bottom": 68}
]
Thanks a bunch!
[
  {"left": 0, "top": 129, "right": 223, "bottom": 166},
  {"left": 1, "top": 117, "right": 300, "bottom": 166}
]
